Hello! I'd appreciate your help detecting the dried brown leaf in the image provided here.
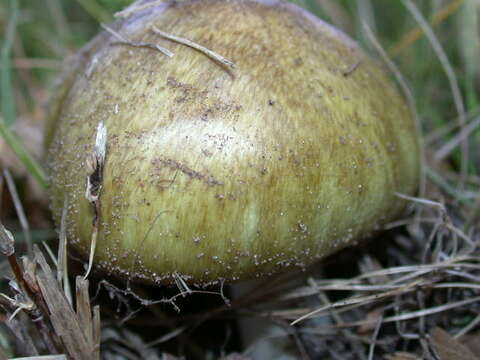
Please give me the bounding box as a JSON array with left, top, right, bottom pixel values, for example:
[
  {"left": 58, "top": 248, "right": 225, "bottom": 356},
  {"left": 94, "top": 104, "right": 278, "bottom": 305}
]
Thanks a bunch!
[
  {"left": 430, "top": 327, "right": 479, "bottom": 360},
  {"left": 462, "top": 332, "right": 480, "bottom": 356},
  {"left": 92, "top": 305, "right": 101, "bottom": 359},
  {"left": 76, "top": 276, "right": 93, "bottom": 350},
  {"left": 384, "top": 352, "right": 421, "bottom": 360},
  {"left": 34, "top": 249, "right": 92, "bottom": 360}
]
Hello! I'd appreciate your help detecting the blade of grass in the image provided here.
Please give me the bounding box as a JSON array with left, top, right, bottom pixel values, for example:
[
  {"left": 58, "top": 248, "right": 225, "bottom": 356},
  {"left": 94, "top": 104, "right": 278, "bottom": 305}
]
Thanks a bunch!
[
  {"left": 46, "top": 0, "right": 73, "bottom": 41},
  {"left": 425, "top": 166, "right": 474, "bottom": 205},
  {"left": 75, "top": 0, "right": 113, "bottom": 24},
  {"left": 435, "top": 115, "right": 480, "bottom": 161},
  {"left": 459, "top": 0, "right": 479, "bottom": 108},
  {"left": 1, "top": 0, "right": 18, "bottom": 127},
  {"left": 0, "top": 0, "right": 48, "bottom": 188},
  {"left": 0, "top": 120, "right": 48, "bottom": 188},
  {"left": 389, "top": 0, "right": 465, "bottom": 57},
  {"left": 3, "top": 169, "right": 32, "bottom": 255},
  {"left": 402, "top": 0, "right": 468, "bottom": 189},
  {"left": 355, "top": 0, "right": 377, "bottom": 46},
  {"left": 12, "top": 57, "right": 61, "bottom": 70},
  {"left": 58, "top": 198, "right": 72, "bottom": 305}
]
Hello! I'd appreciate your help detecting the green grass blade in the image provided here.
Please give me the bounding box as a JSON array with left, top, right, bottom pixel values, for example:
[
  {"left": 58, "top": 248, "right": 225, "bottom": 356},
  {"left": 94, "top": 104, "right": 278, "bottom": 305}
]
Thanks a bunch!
[
  {"left": 1, "top": 0, "right": 19, "bottom": 127},
  {"left": 402, "top": 0, "right": 468, "bottom": 187},
  {"left": 459, "top": 0, "right": 479, "bottom": 108},
  {"left": 355, "top": 0, "right": 377, "bottom": 45},
  {"left": 75, "top": 0, "right": 113, "bottom": 24},
  {"left": 0, "top": 121, "right": 48, "bottom": 189},
  {"left": 0, "top": 0, "right": 48, "bottom": 188}
]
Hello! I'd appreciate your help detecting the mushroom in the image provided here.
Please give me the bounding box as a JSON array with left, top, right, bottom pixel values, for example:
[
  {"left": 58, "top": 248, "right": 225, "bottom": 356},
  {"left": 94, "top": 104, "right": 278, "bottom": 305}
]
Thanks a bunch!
[{"left": 46, "top": 0, "right": 419, "bottom": 286}]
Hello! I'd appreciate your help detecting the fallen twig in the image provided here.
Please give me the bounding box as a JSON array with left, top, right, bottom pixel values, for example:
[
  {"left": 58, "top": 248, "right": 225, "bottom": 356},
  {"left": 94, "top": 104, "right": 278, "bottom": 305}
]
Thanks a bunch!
[
  {"left": 102, "top": 24, "right": 173, "bottom": 57},
  {"left": 151, "top": 26, "right": 235, "bottom": 70}
]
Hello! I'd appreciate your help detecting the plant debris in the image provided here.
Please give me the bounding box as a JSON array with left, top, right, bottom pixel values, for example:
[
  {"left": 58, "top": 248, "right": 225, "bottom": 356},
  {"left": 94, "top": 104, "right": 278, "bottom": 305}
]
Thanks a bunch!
[
  {"left": 151, "top": 26, "right": 235, "bottom": 70},
  {"left": 102, "top": 24, "right": 174, "bottom": 58},
  {"left": 84, "top": 122, "right": 107, "bottom": 280}
]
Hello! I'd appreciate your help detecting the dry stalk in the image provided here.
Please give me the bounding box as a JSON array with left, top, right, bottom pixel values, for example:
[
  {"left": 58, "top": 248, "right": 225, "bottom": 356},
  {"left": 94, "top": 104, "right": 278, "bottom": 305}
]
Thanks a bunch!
[
  {"left": 151, "top": 26, "right": 235, "bottom": 70},
  {"left": 102, "top": 24, "right": 173, "bottom": 57}
]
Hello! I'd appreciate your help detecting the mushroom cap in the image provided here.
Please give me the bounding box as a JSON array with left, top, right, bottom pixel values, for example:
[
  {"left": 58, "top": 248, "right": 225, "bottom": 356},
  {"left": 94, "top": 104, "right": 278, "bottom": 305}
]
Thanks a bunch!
[{"left": 47, "top": 0, "right": 420, "bottom": 286}]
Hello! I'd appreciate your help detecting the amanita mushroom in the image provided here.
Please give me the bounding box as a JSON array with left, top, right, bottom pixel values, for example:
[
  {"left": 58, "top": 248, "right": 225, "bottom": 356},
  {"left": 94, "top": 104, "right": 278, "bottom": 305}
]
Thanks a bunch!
[{"left": 46, "top": 0, "right": 419, "bottom": 286}]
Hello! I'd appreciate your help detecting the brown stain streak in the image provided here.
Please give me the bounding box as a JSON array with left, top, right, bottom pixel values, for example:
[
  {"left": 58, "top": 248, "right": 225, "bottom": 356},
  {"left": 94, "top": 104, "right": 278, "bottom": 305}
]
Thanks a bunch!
[{"left": 153, "top": 158, "right": 223, "bottom": 186}]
